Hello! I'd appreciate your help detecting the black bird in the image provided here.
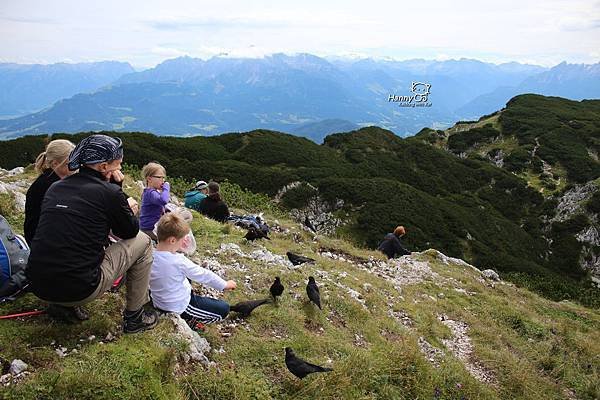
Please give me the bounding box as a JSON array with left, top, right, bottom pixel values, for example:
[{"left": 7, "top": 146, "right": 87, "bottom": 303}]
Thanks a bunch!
[
  {"left": 286, "top": 252, "right": 315, "bottom": 266},
  {"left": 285, "top": 347, "right": 333, "bottom": 379},
  {"left": 306, "top": 276, "right": 321, "bottom": 309},
  {"left": 270, "top": 277, "right": 284, "bottom": 300},
  {"left": 230, "top": 298, "right": 271, "bottom": 318},
  {"left": 304, "top": 216, "right": 316, "bottom": 233},
  {"left": 245, "top": 226, "right": 270, "bottom": 241}
]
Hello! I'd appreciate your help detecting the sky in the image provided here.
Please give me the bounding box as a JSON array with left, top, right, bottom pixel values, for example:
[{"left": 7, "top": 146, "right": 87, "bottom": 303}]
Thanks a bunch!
[{"left": 1, "top": 0, "right": 599, "bottom": 68}]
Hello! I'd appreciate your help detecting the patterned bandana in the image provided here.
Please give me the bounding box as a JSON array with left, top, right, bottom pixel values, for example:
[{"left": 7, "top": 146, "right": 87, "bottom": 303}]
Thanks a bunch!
[{"left": 68, "top": 134, "right": 124, "bottom": 171}]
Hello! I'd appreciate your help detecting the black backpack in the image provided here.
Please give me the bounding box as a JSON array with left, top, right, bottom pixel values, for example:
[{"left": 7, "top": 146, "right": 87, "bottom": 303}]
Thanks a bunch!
[{"left": 0, "top": 215, "right": 30, "bottom": 302}]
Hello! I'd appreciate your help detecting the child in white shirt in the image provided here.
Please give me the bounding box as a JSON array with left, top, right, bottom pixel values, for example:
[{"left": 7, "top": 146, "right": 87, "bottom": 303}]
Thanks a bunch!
[{"left": 150, "top": 213, "right": 236, "bottom": 325}]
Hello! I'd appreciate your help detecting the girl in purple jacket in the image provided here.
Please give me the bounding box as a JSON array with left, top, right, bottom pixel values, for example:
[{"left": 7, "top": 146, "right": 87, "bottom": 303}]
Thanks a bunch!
[{"left": 140, "top": 162, "right": 170, "bottom": 241}]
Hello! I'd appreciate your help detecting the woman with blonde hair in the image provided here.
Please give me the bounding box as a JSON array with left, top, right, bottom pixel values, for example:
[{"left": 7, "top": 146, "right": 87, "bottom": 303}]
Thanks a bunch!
[
  {"left": 24, "top": 139, "right": 76, "bottom": 243},
  {"left": 139, "top": 162, "right": 170, "bottom": 241}
]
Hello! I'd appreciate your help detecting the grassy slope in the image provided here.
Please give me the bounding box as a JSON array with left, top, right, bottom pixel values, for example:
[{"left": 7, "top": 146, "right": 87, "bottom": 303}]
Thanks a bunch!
[{"left": 1, "top": 174, "right": 599, "bottom": 400}]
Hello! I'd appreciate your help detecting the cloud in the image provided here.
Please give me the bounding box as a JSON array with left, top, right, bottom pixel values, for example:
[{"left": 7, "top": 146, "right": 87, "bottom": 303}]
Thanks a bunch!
[
  {"left": 558, "top": 17, "right": 600, "bottom": 31},
  {"left": 142, "top": 13, "right": 377, "bottom": 32},
  {"left": 144, "top": 16, "right": 289, "bottom": 31},
  {"left": 0, "top": 14, "right": 58, "bottom": 24},
  {"left": 150, "top": 46, "right": 188, "bottom": 58}
]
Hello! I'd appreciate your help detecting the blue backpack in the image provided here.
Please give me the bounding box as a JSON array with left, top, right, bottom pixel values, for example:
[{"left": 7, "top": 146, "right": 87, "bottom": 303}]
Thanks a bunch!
[{"left": 0, "top": 215, "right": 30, "bottom": 302}]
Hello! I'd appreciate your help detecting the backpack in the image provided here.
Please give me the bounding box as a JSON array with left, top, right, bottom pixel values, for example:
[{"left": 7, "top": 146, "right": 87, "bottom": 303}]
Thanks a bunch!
[
  {"left": 0, "top": 215, "right": 30, "bottom": 302},
  {"left": 230, "top": 214, "right": 270, "bottom": 237}
]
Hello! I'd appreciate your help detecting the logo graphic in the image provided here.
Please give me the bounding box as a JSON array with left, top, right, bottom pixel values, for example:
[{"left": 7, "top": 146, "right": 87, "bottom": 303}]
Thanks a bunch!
[
  {"left": 388, "top": 82, "right": 432, "bottom": 107},
  {"left": 411, "top": 82, "right": 431, "bottom": 101}
]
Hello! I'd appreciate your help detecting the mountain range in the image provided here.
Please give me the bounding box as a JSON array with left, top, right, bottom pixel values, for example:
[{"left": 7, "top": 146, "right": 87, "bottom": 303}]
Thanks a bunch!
[
  {"left": 0, "top": 61, "right": 134, "bottom": 119},
  {"left": 0, "top": 55, "right": 598, "bottom": 140}
]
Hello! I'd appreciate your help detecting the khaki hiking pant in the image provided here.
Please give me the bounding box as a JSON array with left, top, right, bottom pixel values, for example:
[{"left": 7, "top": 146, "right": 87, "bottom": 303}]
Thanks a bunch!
[
  {"left": 141, "top": 229, "right": 158, "bottom": 242},
  {"left": 52, "top": 232, "right": 153, "bottom": 312}
]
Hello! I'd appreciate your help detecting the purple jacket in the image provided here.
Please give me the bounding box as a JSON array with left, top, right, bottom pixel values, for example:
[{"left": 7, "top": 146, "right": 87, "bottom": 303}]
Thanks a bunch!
[{"left": 140, "top": 182, "right": 170, "bottom": 230}]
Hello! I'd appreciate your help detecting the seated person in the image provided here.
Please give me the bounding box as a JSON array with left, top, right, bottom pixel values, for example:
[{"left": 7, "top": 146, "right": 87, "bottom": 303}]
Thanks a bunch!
[
  {"left": 24, "top": 139, "right": 75, "bottom": 243},
  {"left": 201, "top": 182, "right": 230, "bottom": 223},
  {"left": 150, "top": 213, "right": 236, "bottom": 326},
  {"left": 378, "top": 225, "right": 410, "bottom": 259},
  {"left": 26, "top": 134, "right": 158, "bottom": 333},
  {"left": 184, "top": 180, "right": 208, "bottom": 212},
  {"left": 140, "top": 162, "right": 170, "bottom": 242}
]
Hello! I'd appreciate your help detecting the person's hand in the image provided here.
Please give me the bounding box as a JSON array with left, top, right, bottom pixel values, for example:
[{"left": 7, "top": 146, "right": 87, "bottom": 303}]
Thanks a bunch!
[
  {"left": 105, "top": 169, "right": 124, "bottom": 183},
  {"left": 224, "top": 280, "right": 237, "bottom": 291},
  {"left": 162, "top": 181, "right": 170, "bottom": 190},
  {"left": 127, "top": 197, "right": 139, "bottom": 215}
]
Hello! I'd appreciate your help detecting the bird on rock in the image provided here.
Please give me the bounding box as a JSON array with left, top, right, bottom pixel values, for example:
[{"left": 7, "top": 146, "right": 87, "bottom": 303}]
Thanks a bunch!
[
  {"left": 230, "top": 298, "right": 271, "bottom": 318},
  {"left": 286, "top": 252, "right": 315, "bottom": 266},
  {"left": 306, "top": 276, "right": 321, "bottom": 309},
  {"left": 304, "top": 216, "right": 317, "bottom": 233},
  {"left": 270, "top": 277, "right": 284, "bottom": 300},
  {"left": 285, "top": 347, "right": 333, "bottom": 379}
]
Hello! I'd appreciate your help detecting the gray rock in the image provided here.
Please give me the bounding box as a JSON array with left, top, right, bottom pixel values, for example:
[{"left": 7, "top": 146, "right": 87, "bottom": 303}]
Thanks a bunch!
[
  {"left": 168, "top": 314, "right": 211, "bottom": 365},
  {"left": 481, "top": 269, "right": 500, "bottom": 281},
  {"left": 13, "top": 192, "right": 26, "bottom": 212},
  {"left": 9, "top": 359, "right": 28, "bottom": 375},
  {"left": 551, "top": 182, "right": 597, "bottom": 223},
  {"left": 7, "top": 167, "right": 24, "bottom": 176}
]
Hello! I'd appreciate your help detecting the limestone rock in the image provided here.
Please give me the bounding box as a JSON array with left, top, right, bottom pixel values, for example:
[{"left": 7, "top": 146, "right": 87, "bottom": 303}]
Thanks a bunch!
[
  {"left": 168, "top": 314, "right": 211, "bottom": 365},
  {"left": 481, "top": 269, "right": 500, "bottom": 281},
  {"left": 7, "top": 167, "right": 24, "bottom": 176},
  {"left": 9, "top": 359, "right": 28, "bottom": 375}
]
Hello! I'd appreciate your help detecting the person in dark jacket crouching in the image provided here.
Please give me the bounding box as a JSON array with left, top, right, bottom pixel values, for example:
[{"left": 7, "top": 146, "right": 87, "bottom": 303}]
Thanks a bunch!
[
  {"left": 201, "top": 182, "right": 230, "bottom": 223},
  {"left": 26, "top": 134, "right": 158, "bottom": 333},
  {"left": 378, "top": 226, "right": 411, "bottom": 259}
]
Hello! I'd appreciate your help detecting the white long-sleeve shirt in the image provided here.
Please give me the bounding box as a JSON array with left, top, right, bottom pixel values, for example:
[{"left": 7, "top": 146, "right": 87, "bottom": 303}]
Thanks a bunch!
[{"left": 150, "top": 250, "right": 227, "bottom": 314}]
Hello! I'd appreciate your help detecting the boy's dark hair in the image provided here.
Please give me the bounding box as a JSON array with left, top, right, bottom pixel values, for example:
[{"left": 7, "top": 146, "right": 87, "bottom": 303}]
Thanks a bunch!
[{"left": 156, "top": 213, "right": 190, "bottom": 242}]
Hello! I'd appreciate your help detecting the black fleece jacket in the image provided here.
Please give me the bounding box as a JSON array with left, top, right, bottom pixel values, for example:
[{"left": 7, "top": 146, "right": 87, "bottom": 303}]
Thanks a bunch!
[
  {"left": 201, "top": 193, "right": 230, "bottom": 223},
  {"left": 24, "top": 169, "right": 60, "bottom": 244},
  {"left": 26, "top": 166, "right": 138, "bottom": 302},
  {"left": 377, "top": 233, "right": 410, "bottom": 259}
]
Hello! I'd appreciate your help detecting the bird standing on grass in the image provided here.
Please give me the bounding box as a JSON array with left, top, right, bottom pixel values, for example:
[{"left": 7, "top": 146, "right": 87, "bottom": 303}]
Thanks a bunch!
[
  {"left": 306, "top": 276, "right": 321, "bottom": 309},
  {"left": 270, "top": 277, "right": 284, "bottom": 300},
  {"left": 286, "top": 252, "right": 315, "bottom": 266},
  {"left": 229, "top": 298, "right": 271, "bottom": 318},
  {"left": 285, "top": 347, "right": 333, "bottom": 379}
]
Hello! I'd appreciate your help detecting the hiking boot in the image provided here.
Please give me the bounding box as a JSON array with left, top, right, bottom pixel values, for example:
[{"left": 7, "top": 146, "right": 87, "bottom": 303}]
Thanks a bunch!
[
  {"left": 123, "top": 307, "right": 159, "bottom": 334},
  {"left": 72, "top": 306, "right": 89, "bottom": 321},
  {"left": 46, "top": 304, "right": 89, "bottom": 323}
]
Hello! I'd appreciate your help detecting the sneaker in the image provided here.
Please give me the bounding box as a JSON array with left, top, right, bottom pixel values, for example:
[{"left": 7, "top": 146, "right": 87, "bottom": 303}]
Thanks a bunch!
[
  {"left": 123, "top": 308, "right": 159, "bottom": 334},
  {"left": 47, "top": 304, "right": 89, "bottom": 323}
]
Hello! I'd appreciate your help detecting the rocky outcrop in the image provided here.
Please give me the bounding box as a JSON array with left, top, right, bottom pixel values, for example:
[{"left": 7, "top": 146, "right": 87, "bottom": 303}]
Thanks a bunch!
[
  {"left": 551, "top": 182, "right": 597, "bottom": 223},
  {"left": 275, "top": 181, "right": 345, "bottom": 235},
  {"left": 0, "top": 167, "right": 28, "bottom": 212},
  {"left": 550, "top": 182, "right": 600, "bottom": 282},
  {"left": 168, "top": 314, "right": 212, "bottom": 366}
]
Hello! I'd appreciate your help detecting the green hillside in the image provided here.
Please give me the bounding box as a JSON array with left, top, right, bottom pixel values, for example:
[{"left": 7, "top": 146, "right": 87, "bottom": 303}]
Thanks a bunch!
[
  {"left": 415, "top": 95, "right": 600, "bottom": 194},
  {"left": 0, "top": 170, "right": 598, "bottom": 399},
  {"left": 1, "top": 94, "right": 599, "bottom": 307}
]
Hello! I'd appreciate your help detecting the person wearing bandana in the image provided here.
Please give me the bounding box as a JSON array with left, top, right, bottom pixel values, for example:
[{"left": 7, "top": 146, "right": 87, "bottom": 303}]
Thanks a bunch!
[{"left": 26, "top": 134, "right": 159, "bottom": 333}]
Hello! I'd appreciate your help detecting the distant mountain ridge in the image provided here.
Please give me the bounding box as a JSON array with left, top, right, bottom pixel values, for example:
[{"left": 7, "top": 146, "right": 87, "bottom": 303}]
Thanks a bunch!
[
  {"left": 0, "top": 61, "right": 134, "bottom": 119},
  {"left": 0, "top": 55, "right": 598, "bottom": 140},
  {"left": 457, "top": 62, "right": 600, "bottom": 118}
]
